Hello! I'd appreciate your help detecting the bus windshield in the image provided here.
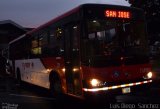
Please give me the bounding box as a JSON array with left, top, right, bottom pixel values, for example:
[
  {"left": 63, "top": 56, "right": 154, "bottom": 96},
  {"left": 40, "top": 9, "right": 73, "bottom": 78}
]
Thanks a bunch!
[{"left": 82, "top": 19, "right": 149, "bottom": 66}]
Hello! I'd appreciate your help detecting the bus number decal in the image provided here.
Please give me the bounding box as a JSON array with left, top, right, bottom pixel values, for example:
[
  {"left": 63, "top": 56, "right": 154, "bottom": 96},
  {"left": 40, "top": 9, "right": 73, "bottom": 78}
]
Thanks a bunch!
[{"left": 22, "top": 62, "right": 34, "bottom": 69}]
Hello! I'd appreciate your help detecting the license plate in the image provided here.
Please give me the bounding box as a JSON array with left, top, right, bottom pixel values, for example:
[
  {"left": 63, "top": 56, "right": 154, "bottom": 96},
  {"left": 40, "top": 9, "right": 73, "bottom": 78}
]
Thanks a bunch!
[{"left": 122, "top": 87, "right": 131, "bottom": 94}]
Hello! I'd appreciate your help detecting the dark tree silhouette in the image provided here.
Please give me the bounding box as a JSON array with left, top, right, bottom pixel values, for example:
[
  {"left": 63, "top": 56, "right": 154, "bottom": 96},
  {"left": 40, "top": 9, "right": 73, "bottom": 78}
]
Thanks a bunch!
[{"left": 126, "top": 0, "right": 160, "bottom": 45}]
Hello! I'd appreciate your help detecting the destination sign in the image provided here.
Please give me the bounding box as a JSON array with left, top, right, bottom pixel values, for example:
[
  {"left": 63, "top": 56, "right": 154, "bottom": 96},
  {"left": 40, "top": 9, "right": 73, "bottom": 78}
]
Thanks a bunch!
[{"left": 105, "top": 10, "right": 130, "bottom": 19}]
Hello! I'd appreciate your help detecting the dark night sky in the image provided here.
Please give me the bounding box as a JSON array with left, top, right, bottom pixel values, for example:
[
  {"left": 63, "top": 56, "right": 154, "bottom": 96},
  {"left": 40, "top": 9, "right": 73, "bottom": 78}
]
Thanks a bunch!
[{"left": 0, "top": 0, "right": 130, "bottom": 28}]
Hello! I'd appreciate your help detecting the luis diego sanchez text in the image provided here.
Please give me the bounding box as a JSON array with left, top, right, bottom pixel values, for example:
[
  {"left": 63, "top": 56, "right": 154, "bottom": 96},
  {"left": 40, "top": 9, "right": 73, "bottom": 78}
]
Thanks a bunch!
[{"left": 110, "top": 103, "right": 159, "bottom": 109}]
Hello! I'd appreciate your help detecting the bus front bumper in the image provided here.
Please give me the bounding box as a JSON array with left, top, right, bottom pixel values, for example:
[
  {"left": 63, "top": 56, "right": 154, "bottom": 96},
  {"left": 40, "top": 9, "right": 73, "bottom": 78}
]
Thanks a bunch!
[{"left": 83, "top": 79, "right": 152, "bottom": 99}]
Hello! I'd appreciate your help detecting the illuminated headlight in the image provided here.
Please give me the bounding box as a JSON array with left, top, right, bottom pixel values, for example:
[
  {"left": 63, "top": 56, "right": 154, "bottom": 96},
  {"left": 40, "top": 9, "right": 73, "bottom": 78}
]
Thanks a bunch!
[
  {"left": 89, "top": 79, "right": 107, "bottom": 87},
  {"left": 144, "top": 72, "right": 153, "bottom": 79},
  {"left": 90, "top": 79, "right": 100, "bottom": 87},
  {"left": 147, "top": 72, "right": 153, "bottom": 79}
]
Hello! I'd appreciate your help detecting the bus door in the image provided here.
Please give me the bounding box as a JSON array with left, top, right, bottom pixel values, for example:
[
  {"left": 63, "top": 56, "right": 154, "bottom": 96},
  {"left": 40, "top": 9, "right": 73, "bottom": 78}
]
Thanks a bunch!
[{"left": 64, "top": 23, "right": 82, "bottom": 95}]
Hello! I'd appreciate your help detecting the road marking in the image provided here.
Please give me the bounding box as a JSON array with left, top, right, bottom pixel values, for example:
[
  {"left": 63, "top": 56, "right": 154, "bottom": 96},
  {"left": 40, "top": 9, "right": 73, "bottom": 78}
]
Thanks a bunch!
[{"left": 9, "top": 93, "right": 56, "bottom": 101}]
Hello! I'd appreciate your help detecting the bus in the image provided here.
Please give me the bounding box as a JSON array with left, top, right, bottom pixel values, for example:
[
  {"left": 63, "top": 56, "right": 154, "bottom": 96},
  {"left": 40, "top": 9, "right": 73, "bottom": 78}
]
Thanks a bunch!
[{"left": 9, "top": 4, "right": 153, "bottom": 99}]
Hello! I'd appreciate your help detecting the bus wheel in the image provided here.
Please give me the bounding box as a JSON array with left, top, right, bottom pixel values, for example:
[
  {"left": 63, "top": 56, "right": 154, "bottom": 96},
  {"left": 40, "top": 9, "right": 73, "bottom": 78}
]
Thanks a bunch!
[
  {"left": 49, "top": 73, "right": 62, "bottom": 97},
  {"left": 16, "top": 68, "right": 21, "bottom": 86}
]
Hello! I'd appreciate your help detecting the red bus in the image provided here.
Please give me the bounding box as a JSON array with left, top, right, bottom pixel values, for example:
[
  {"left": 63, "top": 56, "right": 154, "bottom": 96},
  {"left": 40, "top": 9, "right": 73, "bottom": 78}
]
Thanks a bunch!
[{"left": 9, "top": 4, "right": 153, "bottom": 99}]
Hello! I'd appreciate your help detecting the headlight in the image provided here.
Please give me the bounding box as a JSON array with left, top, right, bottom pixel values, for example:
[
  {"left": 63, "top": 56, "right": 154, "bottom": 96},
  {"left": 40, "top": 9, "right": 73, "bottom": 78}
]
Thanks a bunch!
[
  {"left": 90, "top": 79, "right": 100, "bottom": 87},
  {"left": 147, "top": 72, "right": 152, "bottom": 79},
  {"left": 144, "top": 72, "right": 153, "bottom": 79}
]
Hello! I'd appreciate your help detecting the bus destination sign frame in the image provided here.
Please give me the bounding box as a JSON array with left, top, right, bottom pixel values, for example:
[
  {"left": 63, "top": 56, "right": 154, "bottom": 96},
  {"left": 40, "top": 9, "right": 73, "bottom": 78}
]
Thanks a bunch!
[{"left": 105, "top": 10, "right": 131, "bottom": 19}]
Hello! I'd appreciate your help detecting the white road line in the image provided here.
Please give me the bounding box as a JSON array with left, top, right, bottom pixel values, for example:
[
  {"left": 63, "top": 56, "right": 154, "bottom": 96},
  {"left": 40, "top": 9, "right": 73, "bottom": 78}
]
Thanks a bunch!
[{"left": 9, "top": 93, "right": 56, "bottom": 100}]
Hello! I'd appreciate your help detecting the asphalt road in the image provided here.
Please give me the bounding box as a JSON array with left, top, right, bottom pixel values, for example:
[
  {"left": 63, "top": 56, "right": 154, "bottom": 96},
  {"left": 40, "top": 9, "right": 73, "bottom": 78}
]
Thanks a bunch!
[{"left": 1, "top": 76, "right": 160, "bottom": 109}]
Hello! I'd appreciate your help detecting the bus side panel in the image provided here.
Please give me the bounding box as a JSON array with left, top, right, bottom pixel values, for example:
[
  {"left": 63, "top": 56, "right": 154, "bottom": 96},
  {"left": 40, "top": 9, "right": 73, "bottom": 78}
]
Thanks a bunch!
[{"left": 15, "top": 59, "right": 50, "bottom": 89}]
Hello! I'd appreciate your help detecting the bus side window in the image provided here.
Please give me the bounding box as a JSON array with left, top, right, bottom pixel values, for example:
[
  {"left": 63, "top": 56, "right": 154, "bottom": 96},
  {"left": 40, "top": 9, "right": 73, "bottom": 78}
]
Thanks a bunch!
[
  {"left": 40, "top": 31, "right": 50, "bottom": 57},
  {"left": 72, "top": 24, "right": 80, "bottom": 66},
  {"left": 9, "top": 37, "right": 29, "bottom": 59},
  {"left": 48, "top": 27, "right": 64, "bottom": 57},
  {"left": 31, "top": 35, "right": 41, "bottom": 57}
]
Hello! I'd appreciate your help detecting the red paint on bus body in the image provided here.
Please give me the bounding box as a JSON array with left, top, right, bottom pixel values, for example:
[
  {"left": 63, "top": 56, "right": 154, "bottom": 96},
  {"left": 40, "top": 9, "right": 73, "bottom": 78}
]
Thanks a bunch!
[{"left": 81, "top": 64, "right": 151, "bottom": 82}]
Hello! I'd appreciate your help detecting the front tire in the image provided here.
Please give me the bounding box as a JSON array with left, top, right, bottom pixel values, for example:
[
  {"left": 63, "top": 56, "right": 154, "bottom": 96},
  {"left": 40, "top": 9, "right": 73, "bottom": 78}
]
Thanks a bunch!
[{"left": 49, "top": 73, "right": 62, "bottom": 97}]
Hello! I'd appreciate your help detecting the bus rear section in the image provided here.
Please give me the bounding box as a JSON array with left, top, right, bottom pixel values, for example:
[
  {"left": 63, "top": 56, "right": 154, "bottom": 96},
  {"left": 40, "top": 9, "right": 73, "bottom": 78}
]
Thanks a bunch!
[{"left": 80, "top": 4, "right": 153, "bottom": 98}]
